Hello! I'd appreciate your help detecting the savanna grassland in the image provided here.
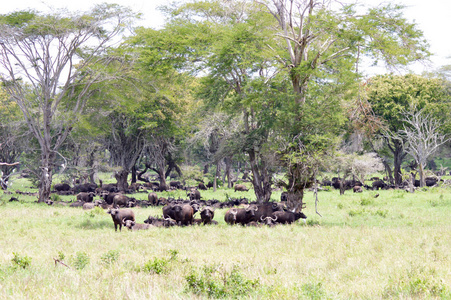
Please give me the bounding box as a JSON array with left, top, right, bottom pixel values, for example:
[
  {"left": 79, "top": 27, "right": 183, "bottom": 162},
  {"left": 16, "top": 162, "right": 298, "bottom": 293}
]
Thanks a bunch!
[{"left": 1, "top": 178, "right": 451, "bottom": 299}]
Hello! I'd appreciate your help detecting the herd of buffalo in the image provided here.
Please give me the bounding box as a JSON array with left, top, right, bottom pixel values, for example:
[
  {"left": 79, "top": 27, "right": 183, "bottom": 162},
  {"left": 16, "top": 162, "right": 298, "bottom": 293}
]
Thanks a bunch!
[
  {"left": 36, "top": 179, "right": 307, "bottom": 230},
  {"left": 14, "top": 173, "right": 442, "bottom": 231}
]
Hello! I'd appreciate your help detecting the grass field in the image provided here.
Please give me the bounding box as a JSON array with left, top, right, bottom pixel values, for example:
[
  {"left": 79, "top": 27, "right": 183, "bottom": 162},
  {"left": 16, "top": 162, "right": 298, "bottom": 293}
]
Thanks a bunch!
[{"left": 0, "top": 178, "right": 451, "bottom": 299}]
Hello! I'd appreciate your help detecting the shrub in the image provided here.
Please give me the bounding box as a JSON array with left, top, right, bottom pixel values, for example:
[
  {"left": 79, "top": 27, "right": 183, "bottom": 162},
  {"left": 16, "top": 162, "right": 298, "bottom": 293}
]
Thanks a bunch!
[
  {"left": 360, "top": 197, "right": 374, "bottom": 206},
  {"left": 57, "top": 251, "right": 65, "bottom": 261},
  {"left": 301, "top": 282, "right": 325, "bottom": 300},
  {"left": 101, "top": 250, "right": 120, "bottom": 265},
  {"left": 51, "top": 193, "right": 61, "bottom": 202},
  {"left": 91, "top": 206, "right": 105, "bottom": 215},
  {"left": 374, "top": 209, "right": 388, "bottom": 218},
  {"left": 383, "top": 266, "right": 449, "bottom": 298},
  {"left": 306, "top": 219, "right": 320, "bottom": 226},
  {"left": 185, "top": 264, "right": 260, "bottom": 298},
  {"left": 141, "top": 250, "right": 178, "bottom": 275},
  {"left": 348, "top": 209, "right": 365, "bottom": 217},
  {"left": 11, "top": 252, "right": 31, "bottom": 269},
  {"left": 72, "top": 252, "right": 90, "bottom": 270}
]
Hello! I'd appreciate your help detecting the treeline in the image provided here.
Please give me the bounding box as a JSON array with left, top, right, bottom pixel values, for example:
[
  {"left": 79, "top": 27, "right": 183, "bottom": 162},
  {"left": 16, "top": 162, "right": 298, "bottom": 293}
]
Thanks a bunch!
[{"left": 0, "top": 1, "right": 450, "bottom": 209}]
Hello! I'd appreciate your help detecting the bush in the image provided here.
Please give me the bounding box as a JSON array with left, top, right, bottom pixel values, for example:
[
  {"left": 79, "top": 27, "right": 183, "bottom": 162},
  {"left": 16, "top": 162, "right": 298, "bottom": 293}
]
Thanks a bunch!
[
  {"left": 360, "top": 197, "right": 374, "bottom": 206},
  {"left": 141, "top": 250, "right": 178, "bottom": 274},
  {"left": 11, "top": 252, "right": 31, "bottom": 269},
  {"left": 51, "top": 193, "right": 61, "bottom": 202},
  {"left": 301, "top": 282, "right": 325, "bottom": 300},
  {"left": 72, "top": 252, "right": 90, "bottom": 270},
  {"left": 383, "top": 266, "right": 449, "bottom": 298},
  {"left": 185, "top": 264, "right": 260, "bottom": 298},
  {"left": 101, "top": 250, "right": 120, "bottom": 265}
]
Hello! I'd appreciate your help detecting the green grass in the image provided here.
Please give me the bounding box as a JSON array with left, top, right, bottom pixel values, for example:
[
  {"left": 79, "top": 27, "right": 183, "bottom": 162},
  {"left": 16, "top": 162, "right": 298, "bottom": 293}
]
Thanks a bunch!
[{"left": 1, "top": 180, "right": 451, "bottom": 299}]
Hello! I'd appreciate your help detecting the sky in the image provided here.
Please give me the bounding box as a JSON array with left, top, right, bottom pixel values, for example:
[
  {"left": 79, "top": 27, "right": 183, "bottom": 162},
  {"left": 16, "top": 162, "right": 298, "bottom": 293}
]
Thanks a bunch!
[{"left": 2, "top": 0, "right": 451, "bottom": 75}]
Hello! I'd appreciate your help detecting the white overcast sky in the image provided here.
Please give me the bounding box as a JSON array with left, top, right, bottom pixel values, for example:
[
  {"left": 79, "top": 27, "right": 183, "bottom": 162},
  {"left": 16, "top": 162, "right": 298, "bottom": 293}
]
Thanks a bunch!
[{"left": 2, "top": 0, "right": 451, "bottom": 75}]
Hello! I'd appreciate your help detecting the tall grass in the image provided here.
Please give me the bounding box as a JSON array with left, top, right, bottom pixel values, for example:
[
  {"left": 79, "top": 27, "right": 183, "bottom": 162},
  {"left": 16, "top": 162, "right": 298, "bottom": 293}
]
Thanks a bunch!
[{"left": 1, "top": 183, "right": 451, "bottom": 299}]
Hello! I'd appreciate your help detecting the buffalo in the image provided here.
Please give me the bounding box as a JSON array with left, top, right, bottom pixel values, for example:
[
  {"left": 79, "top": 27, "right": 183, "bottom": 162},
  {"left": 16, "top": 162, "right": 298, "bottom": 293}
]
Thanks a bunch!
[
  {"left": 372, "top": 180, "right": 387, "bottom": 190},
  {"left": 254, "top": 202, "right": 284, "bottom": 222},
  {"left": 170, "top": 181, "right": 182, "bottom": 189},
  {"left": 261, "top": 216, "right": 278, "bottom": 227},
  {"left": 76, "top": 192, "right": 94, "bottom": 203},
  {"left": 101, "top": 192, "right": 120, "bottom": 205},
  {"left": 234, "top": 184, "right": 249, "bottom": 192},
  {"left": 224, "top": 205, "right": 258, "bottom": 225},
  {"left": 147, "top": 192, "right": 158, "bottom": 206},
  {"left": 273, "top": 210, "right": 307, "bottom": 224},
  {"left": 197, "top": 182, "right": 207, "bottom": 190},
  {"left": 163, "top": 203, "right": 194, "bottom": 226},
  {"left": 187, "top": 189, "right": 201, "bottom": 201},
  {"left": 107, "top": 208, "right": 135, "bottom": 231},
  {"left": 200, "top": 206, "right": 215, "bottom": 225},
  {"left": 123, "top": 220, "right": 151, "bottom": 231},
  {"left": 82, "top": 200, "right": 102, "bottom": 210},
  {"left": 72, "top": 183, "right": 97, "bottom": 193},
  {"left": 113, "top": 194, "right": 133, "bottom": 208},
  {"left": 353, "top": 186, "right": 363, "bottom": 193},
  {"left": 54, "top": 183, "right": 71, "bottom": 192}
]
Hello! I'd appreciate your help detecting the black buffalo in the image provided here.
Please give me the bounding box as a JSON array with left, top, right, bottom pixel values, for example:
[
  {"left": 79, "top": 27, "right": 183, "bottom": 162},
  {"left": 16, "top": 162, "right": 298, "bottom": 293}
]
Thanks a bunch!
[
  {"left": 273, "top": 210, "right": 307, "bottom": 224},
  {"left": 224, "top": 205, "right": 258, "bottom": 225}
]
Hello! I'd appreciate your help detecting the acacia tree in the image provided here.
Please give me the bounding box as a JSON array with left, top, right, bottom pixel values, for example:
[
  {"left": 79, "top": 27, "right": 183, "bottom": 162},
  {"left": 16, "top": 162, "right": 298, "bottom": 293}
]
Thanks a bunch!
[
  {"left": 0, "top": 5, "right": 137, "bottom": 201},
  {"left": 362, "top": 74, "right": 449, "bottom": 186},
  {"left": 154, "top": 0, "right": 281, "bottom": 202},
  {"left": 400, "top": 109, "right": 449, "bottom": 187},
  {"left": 258, "top": 0, "right": 430, "bottom": 210},
  {"left": 0, "top": 86, "right": 25, "bottom": 188},
  {"left": 189, "top": 113, "right": 241, "bottom": 190}
]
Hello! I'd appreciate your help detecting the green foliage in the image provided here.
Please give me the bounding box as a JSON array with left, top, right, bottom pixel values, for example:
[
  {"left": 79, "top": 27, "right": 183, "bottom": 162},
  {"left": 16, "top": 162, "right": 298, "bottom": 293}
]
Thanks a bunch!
[
  {"left": 348, "top": 208, "right": 365, "bottom": 217},
  {"left": 301, "top": 282, "right": 326, "bottom": 300},
  {"left": 0, "top": 10, "right": 36, "bottom": 27},
  {"left": 383, "top": 265, "right": 449, "bottom": 298},
  {"left": 360, "top": 196, "right": 374, "bottom": 206},
  {"left": 50, "top": 194, "right": 61, "bottom": 202},
  {"left": 366, "top": 74, "right": 450, "bottom": 132},
  {"left": 180, "top": 165, "right": 203, "bottom": 185},
  {"left": 100, "top": 250, "right": 120, "bottom": 265},
  {"left": 141, "top": 250, "right": 178, "bottom": 275},
  {"left": 11, "top": 252, "right": 31, "bottom": 269},
  {"left": 72, "top": 252, "right": 90, "bottom": 270},
  {"left": 57, "top": 251, "right": 65, "bottom": 261},
  {"left": 185, "top": 264, "right": 260, "bottom": 298}
]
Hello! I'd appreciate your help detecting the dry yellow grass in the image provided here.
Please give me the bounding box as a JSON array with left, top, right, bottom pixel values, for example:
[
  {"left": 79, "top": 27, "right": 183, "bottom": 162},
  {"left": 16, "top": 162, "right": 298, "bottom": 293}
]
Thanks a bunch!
[{"left": 1, "top": 187, "right": 451, "bottom": 299}]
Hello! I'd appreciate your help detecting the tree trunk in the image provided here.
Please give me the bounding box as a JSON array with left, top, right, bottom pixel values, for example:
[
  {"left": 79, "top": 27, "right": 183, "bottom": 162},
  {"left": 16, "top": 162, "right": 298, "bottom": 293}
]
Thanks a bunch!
[
  {"left": 418, "top": 163, "right": 426, "bottom": 187},
  {"left": 235, "top": 162, "right": 241, "bottom": 182},
  {"left": 382, "top": 160, "right": 394, "bottom": 185},
  {"left": 38, "top": 167, "right": 53, "bottom": 203},
  {"left": 339, "top": 179, "right": 345, "bottom": 195},
  {"left": 248, "top": 149, "right": 272, "bottom": 203},
  {"left": 114, "top": 169, "right": 129, "bottom": 192},
  {"left": 137, "top": 164, "right": 150, "bottom": 183},
  {"left": 131, "top": 165, "right": 137, "bottom": 184},
  {"left": 393, "top": 143, "right": 405, "bottom": 187},
  {"left": 203, "top": 164, "right": 209, "bottom": 174},
  {"left": 154, "top": 165, "right": 168, "bottom": 191},
  {"left": 87, "top": 148, "right": 97, "bottom": 184},
  {"left": 286, "top": 188, "right": 305, "bottom": 213},
  {"left": 225, "top": 157, "right": 232, "bottom": 189},
  {"left": 38, "top": 152, "right": 55, "bottom": 203},
  {"left": 164, "top": 152, "right": 182, "bottom": 179},
  {"left": 409, "top": 172, "right": 415, "bottom": 193},
  {"left": 213, "top": 162, "right": 220, "bottom": 192}
]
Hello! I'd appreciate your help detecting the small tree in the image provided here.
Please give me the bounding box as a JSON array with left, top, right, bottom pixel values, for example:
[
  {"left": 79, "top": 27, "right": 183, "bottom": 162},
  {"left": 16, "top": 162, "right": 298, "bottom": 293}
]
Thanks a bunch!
[
  {"left": 349, "top": 152, "right": 384, "bottom": 184},
  {"left": 0, "top": 5, "right": 138, "bottom": 201},
  {"left": 400, "top": 109, "right": 449, "bottom": 187}
]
